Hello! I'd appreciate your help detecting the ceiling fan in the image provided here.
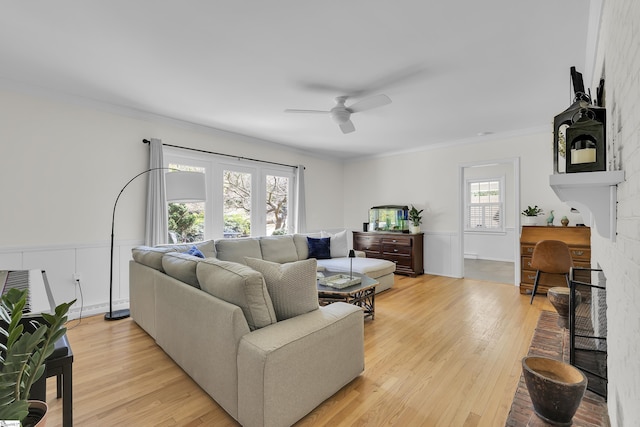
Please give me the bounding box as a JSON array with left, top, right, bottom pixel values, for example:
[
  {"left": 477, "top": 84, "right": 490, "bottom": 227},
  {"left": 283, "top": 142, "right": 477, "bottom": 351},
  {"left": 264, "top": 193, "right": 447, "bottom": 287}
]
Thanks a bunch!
[{"left": 284, "top": 94, "right": 392, "bottom": 134}]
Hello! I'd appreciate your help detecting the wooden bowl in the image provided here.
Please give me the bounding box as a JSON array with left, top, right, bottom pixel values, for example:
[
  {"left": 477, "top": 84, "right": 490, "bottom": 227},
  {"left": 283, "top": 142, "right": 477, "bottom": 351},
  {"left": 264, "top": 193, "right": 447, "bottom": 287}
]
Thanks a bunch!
[{"left": 522, "top": 356, "right": 587, "bottom": 426}]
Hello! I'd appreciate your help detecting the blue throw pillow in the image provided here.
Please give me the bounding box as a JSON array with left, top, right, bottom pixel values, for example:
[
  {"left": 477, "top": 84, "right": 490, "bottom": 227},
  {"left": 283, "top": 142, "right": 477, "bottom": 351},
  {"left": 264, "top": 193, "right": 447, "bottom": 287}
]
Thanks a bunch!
[
  {"left": 187, "top": 245, "right": 205, "bottom": 258},
  {"left": 307, "top": 237, "right": 331, "bottom": 259}
]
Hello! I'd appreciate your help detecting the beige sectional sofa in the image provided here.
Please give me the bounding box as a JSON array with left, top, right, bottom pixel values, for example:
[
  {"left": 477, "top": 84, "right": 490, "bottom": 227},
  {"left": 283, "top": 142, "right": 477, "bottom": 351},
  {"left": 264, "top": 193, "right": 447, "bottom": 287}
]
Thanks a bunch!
[{"left": 129, "top": 233, "right": 395, "bottom": 427}]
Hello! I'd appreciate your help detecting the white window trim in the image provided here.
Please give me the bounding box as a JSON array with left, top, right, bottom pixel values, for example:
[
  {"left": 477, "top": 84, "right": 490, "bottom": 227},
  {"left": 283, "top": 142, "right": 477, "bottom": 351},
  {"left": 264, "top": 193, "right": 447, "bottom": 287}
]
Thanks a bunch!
[
  {"left": 164, "top": 147, "right": 296, "bottom": 239},
  {"left": 465, "top": 176, "right": 505, "bottom": 233},
  {"left": 261, "top": 167, "right": 295, "bottom": 235}
]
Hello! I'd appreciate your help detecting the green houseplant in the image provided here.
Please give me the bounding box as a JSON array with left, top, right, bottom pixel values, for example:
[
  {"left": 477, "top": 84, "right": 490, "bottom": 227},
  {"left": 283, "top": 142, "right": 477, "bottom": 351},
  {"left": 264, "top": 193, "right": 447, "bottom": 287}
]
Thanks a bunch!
[
  {"left": 408, "top": 205, "right": 423, "bottom": 233},
  {"left": 521, "top": 205, "right": 544, "bottom": 226},
  {"left": 521, "top": 205, "right": 544, "bottom": 217},
  {"left": 0, "top": 288, "right": 74, "bottom": 425}
]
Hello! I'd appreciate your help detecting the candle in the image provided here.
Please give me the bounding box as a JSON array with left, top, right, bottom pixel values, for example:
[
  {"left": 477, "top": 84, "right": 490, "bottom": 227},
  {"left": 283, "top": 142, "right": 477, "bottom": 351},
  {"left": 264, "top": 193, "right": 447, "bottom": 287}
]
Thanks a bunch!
[{"left": 571, "top": 148, "right": 596, "bottom": 164}]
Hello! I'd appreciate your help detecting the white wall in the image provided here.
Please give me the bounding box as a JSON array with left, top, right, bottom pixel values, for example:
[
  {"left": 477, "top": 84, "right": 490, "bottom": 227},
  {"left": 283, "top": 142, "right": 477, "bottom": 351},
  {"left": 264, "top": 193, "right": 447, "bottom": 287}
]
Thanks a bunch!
[
  {"left": 590, "top": 0, "right": 640, "bottom": 424},
  {"left": 463, "top": 161, "right": 515, "bottom": 262},
  {"left": 0, "top": 87, "right": 345, "bottom": 318},
  {"left": 343, "top": 131, "right": 579, "bottom": 277}
]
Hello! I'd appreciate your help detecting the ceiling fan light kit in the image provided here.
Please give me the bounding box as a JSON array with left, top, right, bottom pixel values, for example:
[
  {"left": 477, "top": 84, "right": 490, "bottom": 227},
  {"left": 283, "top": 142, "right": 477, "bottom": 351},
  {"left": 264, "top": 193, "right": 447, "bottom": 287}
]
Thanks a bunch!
[{"left": 285, "top": 94, "right": 392, "bottom": 134}]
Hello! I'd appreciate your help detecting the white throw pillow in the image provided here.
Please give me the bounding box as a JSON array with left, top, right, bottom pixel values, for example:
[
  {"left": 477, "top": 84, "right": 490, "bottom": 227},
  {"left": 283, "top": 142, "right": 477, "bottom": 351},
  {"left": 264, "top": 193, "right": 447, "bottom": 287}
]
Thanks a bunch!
[
  {"left": 321, "top": 229, "right": 349, "bottom": 258},
  {"left": 245, "top": 257, "right": 319, "bottom": 321}
]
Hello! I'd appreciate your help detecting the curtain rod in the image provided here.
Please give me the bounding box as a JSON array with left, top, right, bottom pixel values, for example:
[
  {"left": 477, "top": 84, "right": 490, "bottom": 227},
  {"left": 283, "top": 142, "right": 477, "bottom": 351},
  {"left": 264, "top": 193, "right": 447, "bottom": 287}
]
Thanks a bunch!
[{"left": 142, "top": 139, "right": 302, "bottom": 169}]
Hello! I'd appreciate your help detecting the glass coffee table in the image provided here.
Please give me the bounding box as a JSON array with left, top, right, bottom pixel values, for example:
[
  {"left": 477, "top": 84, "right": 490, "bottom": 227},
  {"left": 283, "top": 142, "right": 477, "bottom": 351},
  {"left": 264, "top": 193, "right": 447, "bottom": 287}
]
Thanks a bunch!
[{"left": 317, "top": 271, "right": 378, "bottom": 320}]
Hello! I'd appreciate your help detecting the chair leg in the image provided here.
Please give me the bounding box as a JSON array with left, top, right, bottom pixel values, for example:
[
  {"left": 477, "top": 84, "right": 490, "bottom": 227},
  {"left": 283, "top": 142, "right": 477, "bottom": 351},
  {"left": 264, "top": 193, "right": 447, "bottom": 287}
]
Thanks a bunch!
[{"left": 530, "top": 270, "right": 541, "bottom": 304}]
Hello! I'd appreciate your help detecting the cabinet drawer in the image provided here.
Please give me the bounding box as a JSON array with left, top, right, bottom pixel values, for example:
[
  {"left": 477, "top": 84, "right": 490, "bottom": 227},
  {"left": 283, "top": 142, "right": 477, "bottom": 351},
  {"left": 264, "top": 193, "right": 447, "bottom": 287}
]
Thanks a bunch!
[
  {"left": 521, "top": 270, "right": 537, "bottom": 284},
  {"left": 521, "top": 257, "right": 533, "bottom": 270},
  {"left": 362, "top": 249, "right": 382, "bottom": 258},
  {"left": 382, "top": 244, "right": 412, "bottom": 256},
  {"left": 521, "top": 270, "right": 570, "bottom": 287},
  {"left": 386, "top": 254, "right": 413, "bottom": 268},
  {"left": 354, "top": 236, "right": 380, "bottom": 252},
  {"left": 395, "top": 265, "right": 414, "bottom": 275},
  {"left": 382, "top": 236, "right": 412, "bottom": 246},
  {"left": 521, "top": 246, "right": 590, "bottom": 261},
  {"left": 521, "top": 245, "right": 535, "bottom": 255},
  {"left": 569, "top": 248, "right": 590, "bottom": 261},
  {"left": 572, "top": 262, "right": 592, "bottom": 283}
]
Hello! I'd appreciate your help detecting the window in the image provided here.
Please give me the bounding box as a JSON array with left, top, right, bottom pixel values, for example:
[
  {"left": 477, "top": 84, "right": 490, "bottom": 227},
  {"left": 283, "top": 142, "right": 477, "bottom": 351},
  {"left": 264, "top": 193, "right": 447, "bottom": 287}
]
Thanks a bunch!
[
  {"left": 164, "top": 147, "right": 296, "bottom": 240},
  {"left": 465, "top": 178, "right": 504, "bottom": 232},
  {"left": 265, "top": 173, "right": 290, "bottom": 236},
  {"left": 167, "top": 163, "right": 206, "bottom": 243},
  {"left": 223, "top": 168, "right": 252, "bottom": 238}
]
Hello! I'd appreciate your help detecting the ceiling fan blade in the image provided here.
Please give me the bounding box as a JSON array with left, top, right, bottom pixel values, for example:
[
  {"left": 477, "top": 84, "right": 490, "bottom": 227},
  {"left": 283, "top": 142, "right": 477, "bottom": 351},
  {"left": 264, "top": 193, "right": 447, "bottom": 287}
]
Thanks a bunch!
[
  {"left": 297, "top": 65, "right": 428, "bottom": 98},
  {"left": 339, "top": 120, "right": 356, "bottom": 134},
  {"left": 284, "top": 109, "right": 330, "bottom": 114},
  {"left": 348, "top": 94, "right": 392, "bottom": 113}
]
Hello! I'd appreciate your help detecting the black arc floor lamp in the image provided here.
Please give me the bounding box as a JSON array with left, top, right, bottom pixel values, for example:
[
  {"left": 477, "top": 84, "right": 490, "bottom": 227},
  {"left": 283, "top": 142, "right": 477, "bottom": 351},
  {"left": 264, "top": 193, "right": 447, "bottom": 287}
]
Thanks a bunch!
[{"left": 105, "top": 168, "right": 206, "bottom": 321}]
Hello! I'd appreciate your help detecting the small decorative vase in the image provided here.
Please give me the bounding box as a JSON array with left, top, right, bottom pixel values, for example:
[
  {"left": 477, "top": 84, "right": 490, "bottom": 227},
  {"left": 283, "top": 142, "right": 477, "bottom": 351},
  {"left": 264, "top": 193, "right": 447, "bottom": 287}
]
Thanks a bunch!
[
  {"left": 522, "top": 356, "right": 587, "bottom": 426},
  {"left": 561, "top": 216, "right": 569, "bottom": 227},
  {"left": 548, "top": 287, "right": 581, "bottom": 328},
  {"left": 523, "top": 216, "right": 538, "bottom": 226},
  {"left": 409, "top": 224, "right": 420, "bottom": 234}
]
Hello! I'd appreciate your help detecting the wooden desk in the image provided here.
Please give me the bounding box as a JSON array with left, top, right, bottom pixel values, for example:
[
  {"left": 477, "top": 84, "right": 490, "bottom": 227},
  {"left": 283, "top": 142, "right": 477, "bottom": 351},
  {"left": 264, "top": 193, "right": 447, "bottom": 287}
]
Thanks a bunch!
[{"left": 520, "top": 226, "right": 591, "bottom": 295}]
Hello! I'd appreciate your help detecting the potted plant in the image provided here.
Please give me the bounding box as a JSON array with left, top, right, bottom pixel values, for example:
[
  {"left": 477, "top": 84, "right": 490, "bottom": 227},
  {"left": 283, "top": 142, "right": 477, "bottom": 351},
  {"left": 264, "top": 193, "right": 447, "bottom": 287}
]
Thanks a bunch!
[
  {"left": 0, "top": 288, "right": 74, "bottom": 426},
  {"left": 408, "top": 205, "right": 423, "bottom": 234},
  {"left": 522, "top": 205, "right": 544, "bottom": 226}
]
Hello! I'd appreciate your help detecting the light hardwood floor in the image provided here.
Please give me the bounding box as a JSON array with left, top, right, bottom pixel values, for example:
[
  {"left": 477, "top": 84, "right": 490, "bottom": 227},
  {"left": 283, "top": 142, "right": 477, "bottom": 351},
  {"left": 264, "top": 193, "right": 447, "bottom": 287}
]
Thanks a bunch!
[{"left": 45, "top": 274, "right": 552, "bottom": 426}]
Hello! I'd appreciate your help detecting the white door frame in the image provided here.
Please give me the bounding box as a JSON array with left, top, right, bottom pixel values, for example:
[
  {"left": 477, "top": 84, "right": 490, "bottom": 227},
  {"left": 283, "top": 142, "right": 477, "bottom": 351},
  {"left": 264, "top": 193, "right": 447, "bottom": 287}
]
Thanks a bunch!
[{"left": 457, "top": 157, "right": 521, "bottom": 286}]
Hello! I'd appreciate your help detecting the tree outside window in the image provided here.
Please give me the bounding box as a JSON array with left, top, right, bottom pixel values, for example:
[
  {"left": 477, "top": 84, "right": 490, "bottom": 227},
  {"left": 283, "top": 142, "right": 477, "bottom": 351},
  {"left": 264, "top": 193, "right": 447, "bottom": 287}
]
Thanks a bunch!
[
  {"left": 266, "top": 175, "right": 289, "bottom": 235},
  {"left": 223, "top": 170, "right": 251, "bottom": 238}
]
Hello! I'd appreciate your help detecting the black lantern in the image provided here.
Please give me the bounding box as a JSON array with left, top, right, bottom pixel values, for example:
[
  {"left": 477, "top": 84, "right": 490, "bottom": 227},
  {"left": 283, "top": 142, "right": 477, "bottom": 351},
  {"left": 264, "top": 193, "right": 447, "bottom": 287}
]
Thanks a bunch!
[
  {"left": 553, "top": 101, "right": 606, "bottom": 173},
  {"left": 565, "top": 109, "right": 606, "bottom": 173},
  {"left": 553, "top": 66, "right": 606, "bottom": 173}
]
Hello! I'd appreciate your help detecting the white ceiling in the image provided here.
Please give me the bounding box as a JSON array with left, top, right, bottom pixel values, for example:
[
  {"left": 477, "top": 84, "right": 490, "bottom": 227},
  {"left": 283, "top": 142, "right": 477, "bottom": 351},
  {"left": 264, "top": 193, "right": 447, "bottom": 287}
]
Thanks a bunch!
[{"left": 0, "top": 1, "right": 597, "bottom": 159}]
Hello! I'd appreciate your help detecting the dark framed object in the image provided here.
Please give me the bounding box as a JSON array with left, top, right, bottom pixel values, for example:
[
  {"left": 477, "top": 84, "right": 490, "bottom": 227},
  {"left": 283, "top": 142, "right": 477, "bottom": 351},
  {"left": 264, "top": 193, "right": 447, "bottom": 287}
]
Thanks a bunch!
[
  {"left": 553, "top": 67, "right": 606, "bottom": 173},
  {"left": 565, "top": 109, "right": 606, "bottom": 173}
]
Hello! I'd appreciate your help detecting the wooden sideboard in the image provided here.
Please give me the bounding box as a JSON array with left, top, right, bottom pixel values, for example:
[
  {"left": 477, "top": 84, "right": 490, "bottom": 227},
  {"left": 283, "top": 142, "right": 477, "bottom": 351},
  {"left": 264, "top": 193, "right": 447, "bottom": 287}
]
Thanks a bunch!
[
  {"left": 520, "top": 226, "right": 591, "bottom": 295},
  {"left": 353, "top": 231, "right": 424, "bottom": 277}
]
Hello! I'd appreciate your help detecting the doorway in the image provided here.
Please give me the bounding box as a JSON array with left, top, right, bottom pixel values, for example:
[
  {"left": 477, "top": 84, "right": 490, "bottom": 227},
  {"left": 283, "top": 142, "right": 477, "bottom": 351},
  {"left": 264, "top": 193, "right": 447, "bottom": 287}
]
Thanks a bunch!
[{"left": 458, "top": 158, "right": 520, "bottom": 286}]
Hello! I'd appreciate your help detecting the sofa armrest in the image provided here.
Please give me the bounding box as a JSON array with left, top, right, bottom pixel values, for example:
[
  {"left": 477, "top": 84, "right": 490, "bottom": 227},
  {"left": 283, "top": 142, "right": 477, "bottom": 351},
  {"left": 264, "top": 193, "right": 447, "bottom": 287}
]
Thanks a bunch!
[
  {"left": 237, "top": 302, "right": 364, "bottom": 427},
  {"left": 155, "top": 273, "right": 250, "bottom": 420}
]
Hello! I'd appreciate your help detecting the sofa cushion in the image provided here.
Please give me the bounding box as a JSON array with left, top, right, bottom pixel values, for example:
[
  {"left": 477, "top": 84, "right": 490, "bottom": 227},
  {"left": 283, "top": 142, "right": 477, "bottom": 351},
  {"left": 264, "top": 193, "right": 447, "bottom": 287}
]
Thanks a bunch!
[
  {"left": 321, "top": 229, "right": 349, "bottom": 258},
  {"left": 293, "top": 233, "right": 321, "bottom": 260},
  {"left": 317, "top": 256, "right": 396, "bottom": 279},
  {"left": 162, "top": 252, "right": 202, "bottom": 288},
  {"left": 245, "top": 257, "right": 318, "bottom": 321},
  {"left": 307, "top": 237, "right": 331, "bottom": 259},
  {"left": 215, "top": 238, "right": 262, "bottom": 264},
  {"left": 132, "top": 246, "right": 177, "bottom": 272},
  {"left": 259, "top": 235, "right": 299, "bottom": 264},
  {"left": 158, "top": 240, "right": 216, "bottom": 258},
  {"left": 197, "top": 258, "right": 277, "bottom": 331}
]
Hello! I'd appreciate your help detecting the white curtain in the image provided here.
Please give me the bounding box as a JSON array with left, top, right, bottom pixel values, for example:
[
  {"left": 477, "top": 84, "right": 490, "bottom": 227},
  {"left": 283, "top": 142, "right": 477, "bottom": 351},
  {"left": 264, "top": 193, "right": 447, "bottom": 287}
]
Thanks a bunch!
[
  {"left": 293, "top": 165, "right": 307, "bottom": 233},
  {"left": 144, "top": 138, "right": 168, "bottom": 246}
]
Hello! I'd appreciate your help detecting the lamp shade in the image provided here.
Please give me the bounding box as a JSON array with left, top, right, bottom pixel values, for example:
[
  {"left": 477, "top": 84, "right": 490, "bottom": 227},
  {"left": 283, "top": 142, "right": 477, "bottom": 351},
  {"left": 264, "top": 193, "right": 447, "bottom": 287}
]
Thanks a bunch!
[{"left": 165, "top": 171, "right": 207, "bottom": 202}]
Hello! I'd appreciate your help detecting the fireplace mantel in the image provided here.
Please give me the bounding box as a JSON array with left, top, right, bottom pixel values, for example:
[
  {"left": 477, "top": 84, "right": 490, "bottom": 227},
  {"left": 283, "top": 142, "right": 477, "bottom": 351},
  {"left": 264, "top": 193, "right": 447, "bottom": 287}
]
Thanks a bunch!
[{"left": 549, "top": 170, "right": 625, "bottom": 241}]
